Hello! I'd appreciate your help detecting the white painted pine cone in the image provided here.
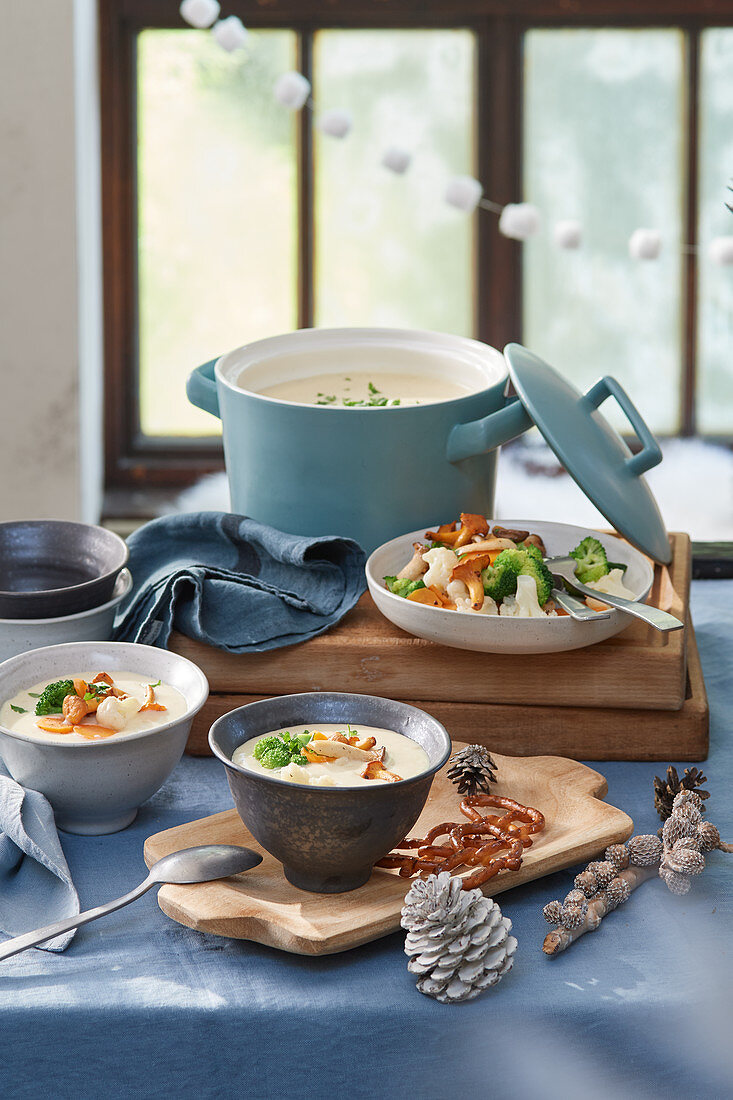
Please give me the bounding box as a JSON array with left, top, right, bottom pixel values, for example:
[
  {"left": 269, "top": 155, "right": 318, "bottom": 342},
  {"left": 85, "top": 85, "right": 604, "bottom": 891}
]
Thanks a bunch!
[{"left": 402, "top": 872, "right": 517, "bottom": 1004}]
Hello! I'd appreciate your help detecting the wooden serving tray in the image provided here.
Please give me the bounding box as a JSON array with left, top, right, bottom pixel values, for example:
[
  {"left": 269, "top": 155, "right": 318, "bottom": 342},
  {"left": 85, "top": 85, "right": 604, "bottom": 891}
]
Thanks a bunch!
[
  {"left": 170, "top": 532, "right": 690, "bottom": 714},
  {"left": 184, "top": 619, "right": 708, "bottom": 761},
  {"left": 144, "top": 747, "right": 633, "bottom": 955}
]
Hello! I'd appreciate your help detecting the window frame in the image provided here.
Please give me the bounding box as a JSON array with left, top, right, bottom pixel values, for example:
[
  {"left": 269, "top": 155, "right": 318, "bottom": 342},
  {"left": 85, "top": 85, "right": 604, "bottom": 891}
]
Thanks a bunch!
[{"left": 100, "top": 0, "right": 733, "bottom": 506}]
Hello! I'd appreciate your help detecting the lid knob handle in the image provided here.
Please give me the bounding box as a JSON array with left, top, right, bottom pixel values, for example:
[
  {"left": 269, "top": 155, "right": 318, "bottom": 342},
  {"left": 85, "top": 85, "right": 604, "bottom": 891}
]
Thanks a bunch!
[{"left": 583, "top": 376, "right": 662, "bottom": 478}]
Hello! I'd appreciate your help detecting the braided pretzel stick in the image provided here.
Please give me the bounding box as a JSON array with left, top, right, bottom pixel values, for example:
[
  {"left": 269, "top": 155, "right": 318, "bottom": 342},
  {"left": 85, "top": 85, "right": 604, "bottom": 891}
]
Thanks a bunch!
[{"left": 376, "top": 796, "right": 545, "bottom": 888}]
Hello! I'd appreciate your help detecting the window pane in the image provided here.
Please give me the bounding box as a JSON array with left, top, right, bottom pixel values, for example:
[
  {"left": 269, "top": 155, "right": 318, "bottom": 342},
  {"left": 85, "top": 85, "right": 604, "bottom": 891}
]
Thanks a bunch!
[
  {"left": 137, "top": 29, "right": 298, "bottom": 437},
  {"left": 314, "top": 30, "right": 475, "bottom": 334},
  {"left": 697, "top": 28, "right": 733, "bottom": 435},
  {"left": 523, "top": 29, "right": 684, "bottom": 434}
]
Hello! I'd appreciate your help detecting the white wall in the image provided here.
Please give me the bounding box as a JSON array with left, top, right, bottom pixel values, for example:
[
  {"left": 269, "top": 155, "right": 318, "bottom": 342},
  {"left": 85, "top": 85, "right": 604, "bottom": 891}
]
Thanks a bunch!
[{"left": 0, "top": 0, "right": 102, "bottom": 522}]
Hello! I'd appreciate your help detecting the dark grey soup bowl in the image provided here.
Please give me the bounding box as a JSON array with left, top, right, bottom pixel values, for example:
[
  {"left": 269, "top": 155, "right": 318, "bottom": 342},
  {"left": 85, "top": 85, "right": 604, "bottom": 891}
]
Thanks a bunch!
[
  {"left": 208, "top": 692, "right": 452, "bottom": 894},
  {"left": 0, "top": 521, "right": 129, "bottom": 619}
]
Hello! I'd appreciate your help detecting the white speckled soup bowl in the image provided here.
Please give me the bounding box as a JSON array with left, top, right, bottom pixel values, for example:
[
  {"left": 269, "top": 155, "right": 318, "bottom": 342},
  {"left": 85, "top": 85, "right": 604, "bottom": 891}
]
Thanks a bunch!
[
  {"left": 366, "top": 519, "right": 656, "bottom": 654},
  {"left": 0, "top": 641, "right": 209, "bottom": 834}
]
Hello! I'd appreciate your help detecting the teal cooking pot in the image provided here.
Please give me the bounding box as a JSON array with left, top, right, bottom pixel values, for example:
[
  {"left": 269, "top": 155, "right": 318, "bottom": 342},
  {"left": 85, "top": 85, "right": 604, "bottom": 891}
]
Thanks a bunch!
[
  {"left": 187, "top": 327, "right": 669, "bottom": 561},
  {"left": 186, "top": 327, "right": 522, "bottom": 553}
]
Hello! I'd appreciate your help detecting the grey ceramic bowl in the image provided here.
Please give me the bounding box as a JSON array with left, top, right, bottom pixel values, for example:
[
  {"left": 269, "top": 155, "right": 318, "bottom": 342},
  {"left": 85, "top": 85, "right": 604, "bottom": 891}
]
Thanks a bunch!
[
  {"left": 0, "top": 640, "right": 209, "bottom": 834},
  {"left": 208, "top": 692, "right": 451, "bottom": 894},
  {"left": 0, "top": 520, "right": 129, "bottom": 619},
  {"left": 0, "top": 569, "right": 133, "bottom": 663}
]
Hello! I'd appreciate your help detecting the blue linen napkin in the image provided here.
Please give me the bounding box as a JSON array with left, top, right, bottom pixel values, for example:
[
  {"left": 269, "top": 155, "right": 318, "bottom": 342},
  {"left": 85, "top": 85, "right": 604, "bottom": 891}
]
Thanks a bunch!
[
  {"left": 0, "top": 763, "right": 80, "bottom": 952},
  {"left": 114, "top": 512, "right": 367, "bottom": 652}
]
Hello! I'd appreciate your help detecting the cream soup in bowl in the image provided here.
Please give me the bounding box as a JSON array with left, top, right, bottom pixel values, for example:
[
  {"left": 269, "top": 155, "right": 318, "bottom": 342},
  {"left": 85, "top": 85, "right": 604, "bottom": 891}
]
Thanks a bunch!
[
  {"left": 0, "top": 640, "right": 209, "bottom": 835},
  {"left": 233, "top": 723, "right": 430, "bottom": 787},
  {"left": 1, "top": 671, "right": 186, "bottom": 744}
]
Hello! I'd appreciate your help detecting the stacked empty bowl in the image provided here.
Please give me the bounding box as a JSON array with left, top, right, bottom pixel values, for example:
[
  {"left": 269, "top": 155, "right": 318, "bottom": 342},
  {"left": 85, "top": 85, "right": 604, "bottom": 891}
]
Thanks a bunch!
[{"left": 0, "top": 520, "right": 131, "bottom": 661}]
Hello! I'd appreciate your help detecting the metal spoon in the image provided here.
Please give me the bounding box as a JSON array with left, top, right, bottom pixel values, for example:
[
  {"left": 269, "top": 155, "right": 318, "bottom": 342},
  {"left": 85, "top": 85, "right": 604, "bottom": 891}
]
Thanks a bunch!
[
  {"left": 546, "top": 556, "right": 684, "bottom": 633},
  {"left": 0, "top": 844, "right": 262, "bottom": 962}
]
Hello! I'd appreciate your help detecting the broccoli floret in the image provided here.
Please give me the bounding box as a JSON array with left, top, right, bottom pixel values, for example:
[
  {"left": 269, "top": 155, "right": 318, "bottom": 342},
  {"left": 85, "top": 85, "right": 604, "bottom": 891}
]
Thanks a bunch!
[
  {"left": 520, "top": 555, "right": 555, "bottom": 606},
  {"left": 481, "top": 548, "right": 523, "bottom": 601},
  {"left": 253, "top": 731, "right": 311, "bottom": 770},
  {"left": 384, "top": 576, "right": 426, "bottom": 599},
  {"left": 482, "top": 547, "right": 554, "bottom": 605},
  {"left": 519, "top": 541, "right": 543, "bottom": 563},
  {"left": 569, "top": 536, "right": 609, "bottom": 584},
  {"left": 34, "top": 679, "right": 75, "bottom": 716}
]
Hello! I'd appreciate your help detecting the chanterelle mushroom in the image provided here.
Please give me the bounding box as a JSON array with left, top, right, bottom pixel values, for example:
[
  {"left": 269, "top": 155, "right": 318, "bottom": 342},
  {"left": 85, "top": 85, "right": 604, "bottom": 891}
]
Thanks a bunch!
[{"left": 450, "top": 554, "right": 490, "bottom": 611}]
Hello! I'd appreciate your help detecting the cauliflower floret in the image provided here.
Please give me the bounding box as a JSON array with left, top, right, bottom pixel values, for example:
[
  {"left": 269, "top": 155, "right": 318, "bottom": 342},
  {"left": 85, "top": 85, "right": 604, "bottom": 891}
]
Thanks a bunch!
[
  {"left": 446, "top": 578, "right": 469, "bottom": 603},
  {"left": 96, "top": 694, "right": 143, "bottom": 731},
  {"left": 455, "top": 595, "right": 499, "bottom": 615},
  {"left": 584, "top": 568, "right": 636, "bottom": 600},
  {"left": 422, "top": 547, "right": 460, "bottom": 592},
  {"left": 499, "top": 574, "right": 548, "bottom": 618}
]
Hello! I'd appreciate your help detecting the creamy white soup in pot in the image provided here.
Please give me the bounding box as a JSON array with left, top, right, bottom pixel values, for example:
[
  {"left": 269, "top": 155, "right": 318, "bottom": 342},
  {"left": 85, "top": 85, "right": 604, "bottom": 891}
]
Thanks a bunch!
[
  {"left": 233, "top": 723, "right": 429, "bottom": 787},
  {"left": 1, "top": 671, "right": 186, "bottom": 743},
  {"left": 253, "top": 371, "right": 473, "bottom": 408}
]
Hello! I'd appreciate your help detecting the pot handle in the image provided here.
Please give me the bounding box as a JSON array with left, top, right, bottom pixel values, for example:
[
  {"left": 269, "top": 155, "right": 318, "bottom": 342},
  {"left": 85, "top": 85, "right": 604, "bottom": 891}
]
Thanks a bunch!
[
  {"left": 447, "top": 395, "right": 533, "bottom": 463},
  {"left": 186, "top": 358, "right": 221, "bottom": 420},
  {"left": 583, "top": 376, "right": 662, "bottom": 476}
]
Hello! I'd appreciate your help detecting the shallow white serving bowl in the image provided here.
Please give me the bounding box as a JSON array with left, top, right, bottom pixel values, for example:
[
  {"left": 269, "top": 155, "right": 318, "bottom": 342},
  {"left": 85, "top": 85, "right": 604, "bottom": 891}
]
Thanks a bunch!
[
  {"left": 0, "top": 640, "right": 209, "bottom": 834},
  {"left": 0, "top": 568, "right": 133, "bottom": 663},
  {"left": 366, "top": 519, "right": 655, "bottom": 654}
]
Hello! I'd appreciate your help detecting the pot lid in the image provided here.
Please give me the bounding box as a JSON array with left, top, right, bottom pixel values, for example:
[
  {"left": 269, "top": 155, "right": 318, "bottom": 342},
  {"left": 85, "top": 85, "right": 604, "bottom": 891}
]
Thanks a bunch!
[{"left": 503, "top": 343, "right": 671, "bottom": 564}]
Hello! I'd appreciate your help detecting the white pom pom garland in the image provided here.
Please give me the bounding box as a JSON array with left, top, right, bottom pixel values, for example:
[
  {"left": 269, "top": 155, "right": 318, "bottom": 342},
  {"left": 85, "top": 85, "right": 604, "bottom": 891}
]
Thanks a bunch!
[
  {"left": 444, "top": 175, "right": 483, "bottom": 214},
  {"left": 273, "top": 71, "right": 311, "bottom": 110},
  {"left": 381, "top": 146, "right": 412, "bottom": 175},
  {"left": 317, "top": 108, "right": 353, "bottom": 139},
  {"left": 629, "top": 228, "right": 662, "bottom": 260},
  {"left": 212, "top": 15, "right": 248, "bottom": 52},
  {"left": 498, "top": 203, "right": 541, "bottom": 240},
  {"left": 180, "top": 0, "right": 220, "bottom": 28},
  {"left": 553, "top": 219, "right": 582, "bottom": 250},
  {"left": 708, "top": 236, "right": 733, "bottom": 265}
]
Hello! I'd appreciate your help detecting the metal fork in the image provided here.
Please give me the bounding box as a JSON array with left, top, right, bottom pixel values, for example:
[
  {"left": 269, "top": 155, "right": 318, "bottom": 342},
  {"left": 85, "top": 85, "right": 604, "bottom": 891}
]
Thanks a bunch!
[
  {"left": 550, "top": 582, "right": 611, "bottom": 621},
  {"left": 546, "top": 556, "right": 684, "bottom": 633}
]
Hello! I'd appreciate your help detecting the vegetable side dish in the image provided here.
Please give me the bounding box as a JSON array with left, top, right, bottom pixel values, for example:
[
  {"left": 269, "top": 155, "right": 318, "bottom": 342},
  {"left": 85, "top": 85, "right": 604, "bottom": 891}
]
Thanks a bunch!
[
  {"left": 384, "top": 515, "right": 636, "bottom": 618},
  {"left": 233, "top": 723, "right": 429, "bottom": 787}
]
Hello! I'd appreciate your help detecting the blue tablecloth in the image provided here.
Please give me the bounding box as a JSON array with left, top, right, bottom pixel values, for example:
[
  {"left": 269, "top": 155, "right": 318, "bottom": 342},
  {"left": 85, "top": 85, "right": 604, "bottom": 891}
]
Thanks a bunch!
[{"left": 2, "top": 582, "right": 732, "bottom": 1100}]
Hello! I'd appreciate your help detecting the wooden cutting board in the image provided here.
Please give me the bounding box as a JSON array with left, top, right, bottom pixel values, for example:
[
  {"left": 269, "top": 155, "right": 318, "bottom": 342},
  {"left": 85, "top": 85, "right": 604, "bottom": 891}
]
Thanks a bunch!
[
  {"left": 170, "top": 532, "right": 690, "bottom": 713},
  {"left": 144, "top": 746, "right": 633, "bottom": 955}
]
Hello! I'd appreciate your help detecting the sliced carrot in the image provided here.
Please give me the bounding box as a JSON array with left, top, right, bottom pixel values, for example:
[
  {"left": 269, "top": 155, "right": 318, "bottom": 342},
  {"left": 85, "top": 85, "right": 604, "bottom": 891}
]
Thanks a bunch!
[
  {"left": 73, "top": 678, "right": 88, "bottom": 698},
  {"left": 407, "top": 587, "right": 442, "bottom": 607},
  {"left": 73, "top": 724, "right": 117, "bottom": 740},
  {"left": 36, "top": 717, "right": 74, "bottom": 734},
  {"left": 302, "top": 747, "right": 334, "bottom": 764},
  {"left": 312, "top": 731, "right": 327, "bottom": 741}
]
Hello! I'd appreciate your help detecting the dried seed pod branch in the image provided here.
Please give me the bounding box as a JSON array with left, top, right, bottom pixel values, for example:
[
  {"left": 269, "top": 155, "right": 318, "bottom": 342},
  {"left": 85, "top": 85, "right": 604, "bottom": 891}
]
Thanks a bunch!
[
  {"left": 543, "top": 791, "right": 732, "bottom": 956},
  {"left": 542, "top": 838, "right": 661, "bottom": 956}
]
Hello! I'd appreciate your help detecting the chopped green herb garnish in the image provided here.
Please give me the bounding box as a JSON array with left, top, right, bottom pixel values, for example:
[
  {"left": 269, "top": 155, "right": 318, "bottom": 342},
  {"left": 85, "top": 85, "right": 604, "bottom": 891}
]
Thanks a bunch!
[
  {"left": 368, "top": 382, "right": 379, "bottom": 394},
  {"left": 149, "top": 679, "right": 161, "bottom": 688},
  {"left": 10, "top": 704, "right": 26, "bottom": 714},
  {"left": 28, "top": 692, "right": 41, "bottom": 699}
]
